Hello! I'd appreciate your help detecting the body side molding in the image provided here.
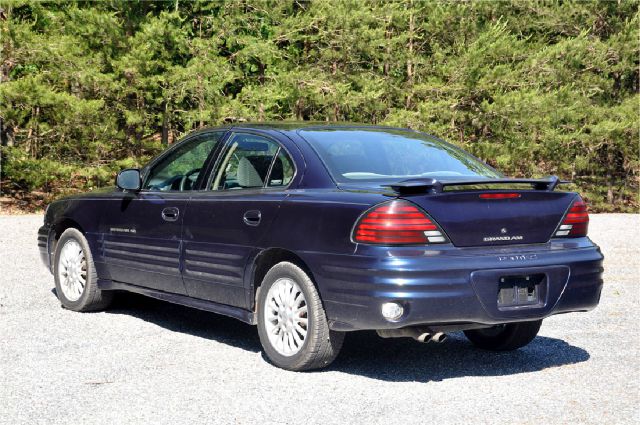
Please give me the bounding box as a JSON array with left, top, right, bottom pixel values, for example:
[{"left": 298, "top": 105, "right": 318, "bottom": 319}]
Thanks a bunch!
[{"left": 97, "top": 279, "right": 257, "bottom": 324}]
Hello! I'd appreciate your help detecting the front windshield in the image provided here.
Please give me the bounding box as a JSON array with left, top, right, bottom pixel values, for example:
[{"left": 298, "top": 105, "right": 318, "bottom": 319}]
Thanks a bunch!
[{"left": 299, "top": 129, "right": 501, "bottom": 183}]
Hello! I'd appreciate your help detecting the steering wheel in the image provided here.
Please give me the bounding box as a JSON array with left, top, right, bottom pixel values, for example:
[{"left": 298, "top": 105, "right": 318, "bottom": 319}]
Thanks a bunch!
[{"left": 179, "top": 168, "right": 201, "bottom": 191}]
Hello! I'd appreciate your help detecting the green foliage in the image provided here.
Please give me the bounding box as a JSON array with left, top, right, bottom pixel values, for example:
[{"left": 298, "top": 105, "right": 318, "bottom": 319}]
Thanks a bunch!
[{"left": 0, "top": 0, "right": 638, "bottom": 212}]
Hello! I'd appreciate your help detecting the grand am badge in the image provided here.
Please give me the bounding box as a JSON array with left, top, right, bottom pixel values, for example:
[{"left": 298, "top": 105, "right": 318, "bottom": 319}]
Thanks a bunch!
[
  {"left": 483, "top": 235, "right": 523, "bottom": 242},
  {"left": 110, "top": 227, "right": 137, "bottom": 234}
]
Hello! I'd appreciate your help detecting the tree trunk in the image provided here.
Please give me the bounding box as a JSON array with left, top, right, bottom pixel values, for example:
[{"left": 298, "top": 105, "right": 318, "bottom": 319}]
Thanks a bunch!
[
  {"left": 295, "top": 98, "right": 303, "bottom": 120},
  {"left": 384, "top": 15, "right": 391, "bottom": 77},
  {"left": 405, "top": 5, "right": 414, "bottom": 109},
  {"left": 197, "top": 75, "right": 204, "bottom": 128},
  {"left": 606, "top": 145, "right": 614, "bottom": 204},
  {"left": 33, "top": 106, "right": 39, "bottom": 159},
  {"left": 161, "top": 101, "right": 169, "bottom": 147},
  {"left": 606, "top": 174, "right": 614, "bottom": 204}
]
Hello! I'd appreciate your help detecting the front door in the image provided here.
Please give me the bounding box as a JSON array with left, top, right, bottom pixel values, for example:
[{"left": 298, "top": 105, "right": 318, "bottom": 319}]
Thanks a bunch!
[
  {"left": 101, "top": 131, "right": 225, "bottom": 294},
  {"left": 181, "top": 132, "right": 297, "bottom": 307}
]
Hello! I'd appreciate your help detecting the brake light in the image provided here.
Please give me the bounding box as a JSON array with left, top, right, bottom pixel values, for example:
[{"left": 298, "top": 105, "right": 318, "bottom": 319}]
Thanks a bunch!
[
  {"left": 554, "top": 197, "right": 589, "bottom": 237},
  {"left": 353, "top": 200, "right": 448, "bottom": 245},
  {"left": 479, "top": 193, "right": 521, "bottom": 199}
]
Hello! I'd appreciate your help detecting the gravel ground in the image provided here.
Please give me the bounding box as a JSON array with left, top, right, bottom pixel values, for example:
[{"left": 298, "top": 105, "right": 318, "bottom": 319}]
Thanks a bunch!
[{"left": 1, "top": 214, "right": 639, "bottom": 424}]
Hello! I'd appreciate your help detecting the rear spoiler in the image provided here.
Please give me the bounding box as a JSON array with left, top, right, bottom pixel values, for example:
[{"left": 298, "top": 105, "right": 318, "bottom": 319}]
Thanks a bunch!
[{"left": 386, "top": 175, "right": 569, "bottom": 195}]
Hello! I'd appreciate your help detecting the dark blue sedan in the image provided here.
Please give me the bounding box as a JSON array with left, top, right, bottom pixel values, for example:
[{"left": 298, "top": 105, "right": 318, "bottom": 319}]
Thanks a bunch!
[{"left": 38, "top": 123, "right": 603, "bottom": 371}]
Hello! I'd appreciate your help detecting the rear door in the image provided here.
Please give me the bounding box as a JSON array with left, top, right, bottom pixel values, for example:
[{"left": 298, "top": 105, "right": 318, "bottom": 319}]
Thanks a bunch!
[
  {"left": 101, "top": 130, "right": 225, "bottom": 293},
  {"left": 181, "top": 131, "right": 297, "bottom": 308}
]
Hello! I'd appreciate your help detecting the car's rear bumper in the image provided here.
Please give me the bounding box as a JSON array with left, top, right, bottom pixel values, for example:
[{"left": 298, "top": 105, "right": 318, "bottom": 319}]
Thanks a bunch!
[{"left": 300, "top": 239, "right": 604, "bottom": 331}]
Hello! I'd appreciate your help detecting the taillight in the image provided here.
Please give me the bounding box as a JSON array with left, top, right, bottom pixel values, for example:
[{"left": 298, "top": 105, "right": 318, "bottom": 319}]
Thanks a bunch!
[
  {"left": 479, "top": 193, "right": 521, "bottom": 199},
  {"left": 352, "top": 200, "right": 448, "bottom": 245},
  {"left": 554, "top": 196, "right": 589, "bottom": 237}
]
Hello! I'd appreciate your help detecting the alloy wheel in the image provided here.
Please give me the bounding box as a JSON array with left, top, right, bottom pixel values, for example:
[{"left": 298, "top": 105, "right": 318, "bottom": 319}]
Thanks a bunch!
[
  {"left": 264, "top": 278, "right": 308, "bottom": 356},
  {"left": 57, "top": 239, "right": 87, "bottom": 301}
]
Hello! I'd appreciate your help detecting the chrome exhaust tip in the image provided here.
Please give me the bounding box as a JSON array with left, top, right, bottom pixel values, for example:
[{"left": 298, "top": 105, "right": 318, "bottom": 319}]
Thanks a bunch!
[
  {"left": 430, "top": 332, "right": 447, "bottom": 343},
  {"left": 416, "top": 333, "right": 431, "bottom": 343},
  {"left": 375, "top": 328, "right": 447, "bottom": 343}
]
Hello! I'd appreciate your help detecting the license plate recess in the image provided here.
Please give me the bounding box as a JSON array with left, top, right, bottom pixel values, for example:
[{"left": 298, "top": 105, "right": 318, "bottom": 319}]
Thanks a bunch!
[{"left": 497, "top": 274, "right": 545, "bottom": 308}]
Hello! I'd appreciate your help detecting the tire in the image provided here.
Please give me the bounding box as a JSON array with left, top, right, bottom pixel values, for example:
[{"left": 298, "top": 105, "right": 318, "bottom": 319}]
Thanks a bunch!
[
  {"left": 53, "top": 228, "right": 113, "bottom": 312},
  {"left": 464, "top": 320, "right": 542, "bottom": 351},
  {"left": 256, "top": 262, "right": 344, "bottom": 371}
]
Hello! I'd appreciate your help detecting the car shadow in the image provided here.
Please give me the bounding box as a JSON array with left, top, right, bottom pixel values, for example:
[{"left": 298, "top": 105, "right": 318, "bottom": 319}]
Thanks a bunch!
[
  {"left": 326, "top": 330, "right": 590, "bottom": 382},
  {"left": 58, "top": 290, "right": 590, "bottom": 382},
  {"left": 100, "top": 291, "right": 262, "bottom": 354}
]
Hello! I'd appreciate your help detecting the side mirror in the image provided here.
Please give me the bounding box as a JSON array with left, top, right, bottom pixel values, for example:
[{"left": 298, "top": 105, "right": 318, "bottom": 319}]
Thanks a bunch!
[{"left": 116, "top": 168, "right": 141, "bottom": 191}]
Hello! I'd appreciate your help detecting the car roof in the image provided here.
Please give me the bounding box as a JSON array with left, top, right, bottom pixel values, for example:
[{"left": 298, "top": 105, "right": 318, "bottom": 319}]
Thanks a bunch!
[{"left": 190, "top": 122, "right": 408, "bottom": 134}]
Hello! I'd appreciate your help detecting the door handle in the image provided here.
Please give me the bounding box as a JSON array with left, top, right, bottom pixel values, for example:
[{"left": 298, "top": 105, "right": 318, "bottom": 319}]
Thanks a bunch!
[
  {"left": 161, "top": 207, "right": 180, "bottom": 222},
  {"left": 243, "top": 210, "right": 262, "bottom": 226}
]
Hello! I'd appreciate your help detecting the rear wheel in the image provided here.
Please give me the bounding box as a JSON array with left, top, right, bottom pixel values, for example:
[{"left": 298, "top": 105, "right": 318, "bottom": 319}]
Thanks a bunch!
[
  {"left": 464, "top": 320, "right": 542, "bottom": 351},
  {"left": 53, "top": 228, "right": 113, "bottom": 312},
  {"left": 256, "top": 262, "right": 344, "bottom": 371}
]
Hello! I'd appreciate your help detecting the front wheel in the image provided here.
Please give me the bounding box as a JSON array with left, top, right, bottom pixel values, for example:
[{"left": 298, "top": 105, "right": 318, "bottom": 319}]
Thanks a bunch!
[
  {"left": 256, "top": 262, "right": 344, "bottom": 371},
  {"left": 53, "top": 228, "right": 113, "bottom": 312},
  {"left": 463, "top": 320, "right": 542, "bottom": 351}
]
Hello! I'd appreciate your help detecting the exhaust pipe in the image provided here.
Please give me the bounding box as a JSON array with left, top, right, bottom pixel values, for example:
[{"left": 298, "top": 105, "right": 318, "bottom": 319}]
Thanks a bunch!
[
  {"left": 415, "top": 332, "right": 447, "bottom": 343},
  {"left": 416, "top": 332, "right": 431, "bottom": 343},
  {"left": 430, "top": 332, "right": 447, "bottom": 343},
  {"left": 376, "top": 329, "right": 447, "bottom": 343}
]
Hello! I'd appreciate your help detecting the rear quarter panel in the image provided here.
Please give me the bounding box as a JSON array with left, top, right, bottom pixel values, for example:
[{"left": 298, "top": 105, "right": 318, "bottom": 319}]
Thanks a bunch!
[{"left": 264, "top": 189, "right": 386, "bottom": 254}]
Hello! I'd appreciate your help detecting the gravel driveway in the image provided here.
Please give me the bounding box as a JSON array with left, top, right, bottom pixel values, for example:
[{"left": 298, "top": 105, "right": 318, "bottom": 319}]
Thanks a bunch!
[{"left": 1, "top": 214, "right": 638, "bottom": 424}]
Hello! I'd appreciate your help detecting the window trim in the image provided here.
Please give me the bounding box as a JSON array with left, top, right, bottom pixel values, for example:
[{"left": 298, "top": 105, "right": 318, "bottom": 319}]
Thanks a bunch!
[{"left": 206, "top": 131, "right": 297, "bottom": 192}]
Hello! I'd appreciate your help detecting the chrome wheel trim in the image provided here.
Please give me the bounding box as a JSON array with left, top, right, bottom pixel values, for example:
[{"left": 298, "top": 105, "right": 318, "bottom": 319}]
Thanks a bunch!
[
  {"left": 57, "top": 239, "right": 87, "bottom": 302},
  {"left": 264, "top": 278, "right": 308, "bottom": 357}
]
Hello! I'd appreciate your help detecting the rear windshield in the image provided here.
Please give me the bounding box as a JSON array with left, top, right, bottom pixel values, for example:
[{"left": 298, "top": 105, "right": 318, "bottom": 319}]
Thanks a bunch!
[{"left": 299, "top": 129, "right": 501, "bottom": 183}]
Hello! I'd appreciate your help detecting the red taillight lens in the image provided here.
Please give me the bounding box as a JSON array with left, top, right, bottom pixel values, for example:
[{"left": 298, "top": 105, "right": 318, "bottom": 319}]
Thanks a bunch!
[
  {"left": 353, "top": 200, "right": 448, "bottom": 245},
  {"left": 555, "top": 197, "right": 589, "bottom": 237}
]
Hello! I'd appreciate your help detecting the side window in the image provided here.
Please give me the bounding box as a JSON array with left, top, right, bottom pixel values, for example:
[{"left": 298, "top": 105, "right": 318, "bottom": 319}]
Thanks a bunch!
[
  {"left": 267, "top": 149, "right": 295, "bottom": 187},
  {"left": 143, "top": 132, "right": 223, "bottom": 191},
  {"left": 211, "top": 133, "right": 280, "bottom": 190}
]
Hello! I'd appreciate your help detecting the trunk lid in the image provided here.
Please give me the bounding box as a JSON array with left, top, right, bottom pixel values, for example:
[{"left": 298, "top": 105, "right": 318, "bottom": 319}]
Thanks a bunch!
[{"left": 403, "top": 190, "right": 575, "bottom": 247}]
